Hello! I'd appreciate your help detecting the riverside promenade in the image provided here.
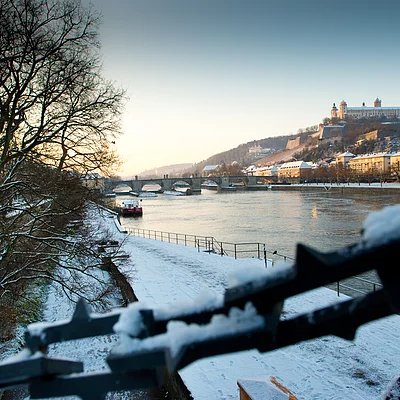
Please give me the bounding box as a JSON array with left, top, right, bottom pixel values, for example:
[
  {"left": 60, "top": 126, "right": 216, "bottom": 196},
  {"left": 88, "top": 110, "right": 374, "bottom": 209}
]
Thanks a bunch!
[{"left": 270, "top": 181, "right": 400, "bottom": 195}]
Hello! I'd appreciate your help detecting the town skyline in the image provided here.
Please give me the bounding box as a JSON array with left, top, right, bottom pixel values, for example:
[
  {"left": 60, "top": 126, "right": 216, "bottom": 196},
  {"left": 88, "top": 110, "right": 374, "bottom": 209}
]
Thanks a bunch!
[{"left": 90, "top": 0, "right": 400, "bottom": 176}]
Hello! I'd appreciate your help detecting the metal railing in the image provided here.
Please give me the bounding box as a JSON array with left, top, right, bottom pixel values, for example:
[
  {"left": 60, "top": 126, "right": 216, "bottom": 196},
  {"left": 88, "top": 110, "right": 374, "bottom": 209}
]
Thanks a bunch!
[
  {"left": 124, "top": 227, "right": 295, "bottom": 264},
  {"left": 335, "top": 275, "right": 384, "bottom": 297},
  {"left": 124, "top": 226, "right": 382, "bottom": 296}
]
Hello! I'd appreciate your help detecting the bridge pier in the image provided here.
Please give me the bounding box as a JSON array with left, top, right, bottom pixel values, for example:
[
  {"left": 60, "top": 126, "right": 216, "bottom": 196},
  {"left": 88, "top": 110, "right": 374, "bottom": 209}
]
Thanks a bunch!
[
  {"left": 131, "top": 180, "right": 143, "bottom": 193},
  {"left": 191, "top": 177, "right": 202, "bottom": 194}
]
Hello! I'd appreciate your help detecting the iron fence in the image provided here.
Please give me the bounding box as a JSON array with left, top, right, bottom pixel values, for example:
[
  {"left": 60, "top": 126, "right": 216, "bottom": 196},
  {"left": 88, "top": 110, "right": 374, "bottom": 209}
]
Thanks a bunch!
[
  {"left": 124, "top": 227, "right": 295, "bottom": 265},
  {"left": 124, "top": 226, "right": 382, "bottom": 296}
]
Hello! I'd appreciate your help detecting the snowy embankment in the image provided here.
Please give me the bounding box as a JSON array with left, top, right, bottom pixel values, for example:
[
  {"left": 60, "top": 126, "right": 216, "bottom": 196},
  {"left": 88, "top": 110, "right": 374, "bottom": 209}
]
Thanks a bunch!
[{"left": 41, "top": 204, "right": 400, "bottom": 400}]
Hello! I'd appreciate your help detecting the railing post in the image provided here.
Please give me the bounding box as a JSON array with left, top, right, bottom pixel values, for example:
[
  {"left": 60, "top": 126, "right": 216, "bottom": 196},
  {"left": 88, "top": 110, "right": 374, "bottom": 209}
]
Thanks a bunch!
[
  {"left": 337, "top": 281, "right": 340, "bottom": 296},
  {"left": 185, "top": 235, "right": 187, "bottom": 246},
  {"left": 258, "top": 243, "right": 261, "bottom": 259},
  {"left": 168, "top": 232, "right": 170, "bottom": 243},
  {"left": 234, "top": 244, "right": 237, "bottom": 259},
  {"left": 176, "top": 233, "right": 178, "bottom": 244},
  {"left": 197, "top": 239, "right": 200, "bottom": 252},
  {"left": 263, "top": 244, "right": 267, "bottom": 268},
  {"left": 220, "top": 243, "right": 223, "bottom": 256}
]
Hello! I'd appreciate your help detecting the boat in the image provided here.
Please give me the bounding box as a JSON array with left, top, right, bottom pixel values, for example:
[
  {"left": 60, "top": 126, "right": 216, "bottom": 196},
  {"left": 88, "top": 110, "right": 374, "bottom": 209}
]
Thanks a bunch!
[
  {"left": 117, "top": 199, "right": 143, "bottom": 216},
  {"left": 139, "top": 192, "right": 158, "bottom": 198},
  {"left": 201, "top": 181, "right": 218, "bottom": 191},
  {"left": 163, "top": 190, "right": 185, "bottom": 196}
]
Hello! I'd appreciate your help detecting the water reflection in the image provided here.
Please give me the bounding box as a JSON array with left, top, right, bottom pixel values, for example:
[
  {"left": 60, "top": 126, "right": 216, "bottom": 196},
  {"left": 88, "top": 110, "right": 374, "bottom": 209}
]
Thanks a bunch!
[{"left": 311, "top": 205, "right": 318, "bottom": 219}]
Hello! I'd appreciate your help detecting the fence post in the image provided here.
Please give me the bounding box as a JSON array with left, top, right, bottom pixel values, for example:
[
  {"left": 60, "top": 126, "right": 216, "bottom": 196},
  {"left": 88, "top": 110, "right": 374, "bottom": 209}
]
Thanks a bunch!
[
  {"left": 221, "top": 243, "right": 223, "bottom": 256},
  {"left": 263, "top": 244, "right": 267, "bottom": 268},
  {"left": 197, "top": 239, "right": 200, "bottom": 252},
  {"left": 258, "top": 243, "right": 261, "bottom": 259},
  {"left": 185, "top": 235, "right": 187, "bottom": 246},
  {"left": 234, "top": 244, "right": 237, "bottom": 259},
  {"left": 337, "top": 281, "right": 340, "bottom": 296}
]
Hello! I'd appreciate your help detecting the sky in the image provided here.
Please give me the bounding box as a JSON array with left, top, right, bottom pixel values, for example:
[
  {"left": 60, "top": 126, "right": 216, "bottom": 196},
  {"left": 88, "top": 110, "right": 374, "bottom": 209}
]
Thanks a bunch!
[
  {"left": 14, "top": 202, "right": 400, "bottom": 400},
  {"left": 91, "top": 0, "right": 400, "bottom": 176}
]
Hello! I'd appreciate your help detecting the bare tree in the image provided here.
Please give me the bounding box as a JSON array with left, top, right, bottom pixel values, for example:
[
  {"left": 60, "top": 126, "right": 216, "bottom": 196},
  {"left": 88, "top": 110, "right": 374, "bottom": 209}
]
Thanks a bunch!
[
  {"left": 0, "top": 0, "right": 127, "bottom": 334},
  {"left": 0, "top": 0, "right": 125, "bottom": 175}
]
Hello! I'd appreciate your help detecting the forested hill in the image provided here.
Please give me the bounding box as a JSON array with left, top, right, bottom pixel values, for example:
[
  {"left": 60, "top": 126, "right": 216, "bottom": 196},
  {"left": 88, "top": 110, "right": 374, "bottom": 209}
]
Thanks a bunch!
[{"left": 185, "top": 134, "right": 297, "bottom": 176}]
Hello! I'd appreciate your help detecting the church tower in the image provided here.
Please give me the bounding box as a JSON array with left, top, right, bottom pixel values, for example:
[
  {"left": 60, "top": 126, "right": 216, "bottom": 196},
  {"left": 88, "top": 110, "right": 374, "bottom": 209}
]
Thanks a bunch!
[
  {"left": 330, "top": 103, "right": 338, "bottom": 118},
  {"left": 374, "top": 97, "right": 382, "bottom": 107},
  {"left": 339, "top": 100, "right": 347, "bottom": 119}
]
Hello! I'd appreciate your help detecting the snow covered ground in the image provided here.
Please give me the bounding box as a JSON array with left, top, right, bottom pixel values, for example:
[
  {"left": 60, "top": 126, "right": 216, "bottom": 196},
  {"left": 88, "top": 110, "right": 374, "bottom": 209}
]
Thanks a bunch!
[{"left": 39, "top": 204, "right": 399, "bottom": 400}]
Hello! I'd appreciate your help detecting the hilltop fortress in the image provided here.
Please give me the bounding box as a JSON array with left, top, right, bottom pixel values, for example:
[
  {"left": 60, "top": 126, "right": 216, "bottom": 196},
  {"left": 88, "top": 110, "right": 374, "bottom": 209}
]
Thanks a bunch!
[{"left": 331, "top": 98, "right": 400, "bottom": 120}]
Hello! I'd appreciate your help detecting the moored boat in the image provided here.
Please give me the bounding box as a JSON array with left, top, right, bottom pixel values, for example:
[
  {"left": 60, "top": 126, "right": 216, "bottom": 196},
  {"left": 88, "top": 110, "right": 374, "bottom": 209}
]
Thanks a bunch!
[
  {"left": 117, "top": 199, "right": 143, "bottom": 216},
  {"left": 163, "top": 190, "right": 185, "bottom": 196}
]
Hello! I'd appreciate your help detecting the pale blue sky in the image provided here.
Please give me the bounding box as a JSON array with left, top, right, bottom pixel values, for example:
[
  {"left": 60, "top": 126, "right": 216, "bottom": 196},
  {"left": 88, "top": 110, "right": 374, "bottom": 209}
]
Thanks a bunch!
[{"left": 91, "top": 0, "right": 400, "bottom": 176}]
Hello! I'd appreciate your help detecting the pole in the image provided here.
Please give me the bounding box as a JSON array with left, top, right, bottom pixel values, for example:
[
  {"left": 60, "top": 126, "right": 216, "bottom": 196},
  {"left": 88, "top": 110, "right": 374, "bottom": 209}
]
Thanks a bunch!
[{"left": 263, "top": 244, "right": 267, "bottom": 268}]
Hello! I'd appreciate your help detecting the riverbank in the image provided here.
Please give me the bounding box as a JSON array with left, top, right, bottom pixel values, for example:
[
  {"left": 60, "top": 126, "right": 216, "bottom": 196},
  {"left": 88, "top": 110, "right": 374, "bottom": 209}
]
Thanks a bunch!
[
  {"left": 270, "top": 182, "right": 400, "bottom": 195},
  {"left": 104, "top": 205, "right": 400, "bottom": 399}
]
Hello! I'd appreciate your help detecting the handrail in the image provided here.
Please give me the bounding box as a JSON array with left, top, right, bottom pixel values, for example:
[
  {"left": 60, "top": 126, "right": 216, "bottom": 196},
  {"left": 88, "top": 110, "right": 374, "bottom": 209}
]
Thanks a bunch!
[
  {"left": 123, "top": 227, "right": 293, "bottom": 263},
  {"left": 123, "top": 226, "right": 381, "bottom": 295}
]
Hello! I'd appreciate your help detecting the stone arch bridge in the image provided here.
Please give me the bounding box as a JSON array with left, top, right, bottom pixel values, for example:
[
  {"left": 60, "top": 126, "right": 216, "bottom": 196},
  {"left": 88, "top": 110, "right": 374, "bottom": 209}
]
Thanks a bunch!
[{"left": 105, "top": 175, "right": 273, "bottom": 194}]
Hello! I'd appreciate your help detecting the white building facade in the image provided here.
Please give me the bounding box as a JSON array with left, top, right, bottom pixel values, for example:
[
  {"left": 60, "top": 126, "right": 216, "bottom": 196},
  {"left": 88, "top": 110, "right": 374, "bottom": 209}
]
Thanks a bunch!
[{"left": 331, "top": 98, "right": 400, "bottom": 120}]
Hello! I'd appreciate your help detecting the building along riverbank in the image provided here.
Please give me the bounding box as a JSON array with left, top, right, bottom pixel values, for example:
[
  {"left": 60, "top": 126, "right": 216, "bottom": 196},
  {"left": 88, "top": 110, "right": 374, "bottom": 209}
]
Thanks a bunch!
[{"left": 270, "top": 182, "right": 400, "bottom": 196}]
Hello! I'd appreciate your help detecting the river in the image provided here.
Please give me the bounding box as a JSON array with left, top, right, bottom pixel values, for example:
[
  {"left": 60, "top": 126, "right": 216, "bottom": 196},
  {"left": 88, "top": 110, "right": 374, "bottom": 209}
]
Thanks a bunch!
[{"left": 119, "top": 188, "right": 399, "bottom": 259}]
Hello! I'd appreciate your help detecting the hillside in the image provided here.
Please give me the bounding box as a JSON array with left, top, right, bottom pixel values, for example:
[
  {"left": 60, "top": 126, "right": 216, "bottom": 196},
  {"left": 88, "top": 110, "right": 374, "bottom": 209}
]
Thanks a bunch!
[
  {"left": 138, "top": 163, "right": 194, "bottom": 178},
  {"left": 181, "top": 134, "right": 298, "bottom": 176},
  {"left": 137, "top": 120, "right": 400, "bottom": 178}
]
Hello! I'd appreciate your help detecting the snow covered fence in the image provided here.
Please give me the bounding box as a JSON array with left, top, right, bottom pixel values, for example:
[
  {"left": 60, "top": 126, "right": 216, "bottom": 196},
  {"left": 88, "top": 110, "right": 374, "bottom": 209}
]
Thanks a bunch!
[{"left": 124, "top": 226, "right": 294, "bottom": 264}]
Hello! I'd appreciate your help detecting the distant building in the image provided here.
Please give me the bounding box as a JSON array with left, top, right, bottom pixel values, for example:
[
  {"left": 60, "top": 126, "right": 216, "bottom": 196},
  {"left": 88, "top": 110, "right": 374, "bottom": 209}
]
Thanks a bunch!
[
  {"left": 391, "top": 152, "right": 400, "bottom": 171},
  {"left": 80, "top": 173, "right": 104, "bottom": 192},
  {"left": 202, "top": 165, "right": 219, "bottom": 177},
  {"left": 256, "top": 165, "right": 279, "bottom": 176},
  {"left": 348, "top": 153, "right": 392, "bottom": 174},
  {"left": 331, "top": 98, "right": 400, "bottom": 120},
  {"left": 278, "top": 161, "right": 312, "bottom": 179},
  {"left": 249, "top": 145, "right": 272, "bottom": 157},
  {"left": 335, "top": 151, "right": 355, "bottom": 166}
]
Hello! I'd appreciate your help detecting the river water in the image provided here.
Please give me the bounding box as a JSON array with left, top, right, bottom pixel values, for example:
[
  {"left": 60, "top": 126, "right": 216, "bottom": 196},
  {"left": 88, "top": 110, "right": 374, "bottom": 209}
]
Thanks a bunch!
[{"left": 119, "top": 188, "right": 399, "bottom": 259}]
